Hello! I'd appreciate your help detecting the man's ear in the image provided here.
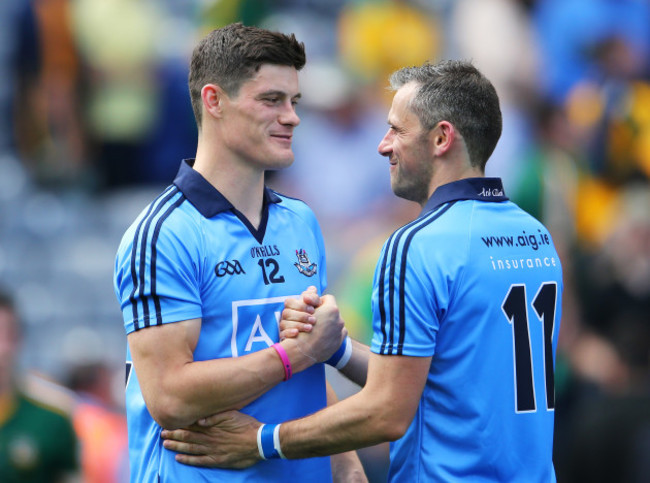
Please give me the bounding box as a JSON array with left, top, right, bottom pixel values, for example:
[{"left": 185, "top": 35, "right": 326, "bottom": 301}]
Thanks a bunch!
[
  {"left": 201, "top": 84, "right": 225, "bottom": 119},
  {"left": 430, "top": 121, "right": 455, "bottom": 156}
]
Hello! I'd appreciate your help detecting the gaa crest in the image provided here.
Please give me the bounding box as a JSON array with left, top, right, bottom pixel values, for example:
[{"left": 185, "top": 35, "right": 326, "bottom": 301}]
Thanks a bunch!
[{"left": 294, "top": 249, "right": 317, "bottom": 277}]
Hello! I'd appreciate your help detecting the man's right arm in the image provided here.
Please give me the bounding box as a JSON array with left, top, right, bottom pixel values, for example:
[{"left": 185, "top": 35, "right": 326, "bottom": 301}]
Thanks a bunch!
[{"left": 128, "top": 314, "right": 344, "bottom": 430}]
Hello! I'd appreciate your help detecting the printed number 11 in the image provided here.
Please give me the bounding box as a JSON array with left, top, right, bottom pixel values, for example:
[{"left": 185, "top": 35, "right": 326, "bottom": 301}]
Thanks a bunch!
[{"left": 502, "top": 282, "right": 557, "bottom": 413}]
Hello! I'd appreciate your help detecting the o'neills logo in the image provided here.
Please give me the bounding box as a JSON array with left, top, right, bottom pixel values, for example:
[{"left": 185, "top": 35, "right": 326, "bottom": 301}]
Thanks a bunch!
[
  {"left": 294, "top": 249, "right": 317, "bottom": 277},
  {"left": 478, "top": 187, "right": 504, "bottom": 197}
]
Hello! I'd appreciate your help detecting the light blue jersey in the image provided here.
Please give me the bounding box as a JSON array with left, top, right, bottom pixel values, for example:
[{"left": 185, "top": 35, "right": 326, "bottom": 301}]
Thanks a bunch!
[
  {"left": 114, "top": 160, "right": 331, "bottom": 482},
  {"left": 371, "top": 178, "right": 562, "bottom": 482}
]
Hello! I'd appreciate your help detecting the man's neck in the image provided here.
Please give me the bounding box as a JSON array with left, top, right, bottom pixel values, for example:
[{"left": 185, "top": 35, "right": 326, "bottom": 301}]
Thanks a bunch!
[
  {"left": 423, "top": 165, "right": 484, "bottom": 207},
  {"left": 193, "top": 146, "right": 266, "bottom": 229}
]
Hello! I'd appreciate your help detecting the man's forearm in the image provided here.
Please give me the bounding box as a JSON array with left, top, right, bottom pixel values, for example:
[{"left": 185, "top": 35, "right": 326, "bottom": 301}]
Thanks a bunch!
[
  {"left": 338, "top": 339, "right": 370, "bottom": 387},
  {"left": 136, "top": 339, "right": 317, "bottom": 429},
  {"left": 273, "top": 352, "right": 430, "bottom": 460},
  {"left": 326, "top": 382, "right": 368, "bottom": 482},
  {"left": 278, "top": 387, "right": 399, "bottom": 458}
]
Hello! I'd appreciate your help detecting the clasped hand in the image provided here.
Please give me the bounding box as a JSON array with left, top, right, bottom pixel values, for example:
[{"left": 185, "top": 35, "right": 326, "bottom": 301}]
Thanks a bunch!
[
  {"left": 161, "top": 286, "right": 346, "bottom": 468},
  {"left": 282, "top": 286, "right": 347, "bottom": 362}
]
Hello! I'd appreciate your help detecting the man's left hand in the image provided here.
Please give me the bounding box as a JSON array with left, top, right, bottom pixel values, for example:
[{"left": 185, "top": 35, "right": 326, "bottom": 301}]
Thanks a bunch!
[{"left": 161, "top": 410, "right": 261, "bottom": 468}]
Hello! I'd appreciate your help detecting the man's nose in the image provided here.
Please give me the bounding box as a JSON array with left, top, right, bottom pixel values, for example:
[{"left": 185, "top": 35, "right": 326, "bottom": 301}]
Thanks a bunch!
[
  {"left": 279, "top": 102, "right": 300, "bottom": 126},
  {"left": 378, "top": 130, "right": 392, "bottom": 156}
]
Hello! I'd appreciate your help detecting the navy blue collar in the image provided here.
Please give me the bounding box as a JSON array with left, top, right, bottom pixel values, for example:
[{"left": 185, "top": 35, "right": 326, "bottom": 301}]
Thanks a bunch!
[
  {"left": 172, "top": 159, "right": 282, "bottom": 218},
  {"left": 420, "top": 177, "right": 508, "bottom": 217}
]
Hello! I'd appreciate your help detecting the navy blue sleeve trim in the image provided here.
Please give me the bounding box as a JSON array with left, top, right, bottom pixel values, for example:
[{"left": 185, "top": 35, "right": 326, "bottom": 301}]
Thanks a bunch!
[
  {"left": 128, "top": 187, "right": 185, "bottom": 330},
  {"left": 378, "top": 202, "right": 456, "bottom": 355},
  {"left": 149, "top": 194, "right": 187, "bottom": 326}
]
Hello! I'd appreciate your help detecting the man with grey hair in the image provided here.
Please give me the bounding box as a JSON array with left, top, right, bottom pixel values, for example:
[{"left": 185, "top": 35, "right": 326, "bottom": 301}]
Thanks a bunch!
[{"left": 161, "top": 59, "right": 564, "bottom": 482}]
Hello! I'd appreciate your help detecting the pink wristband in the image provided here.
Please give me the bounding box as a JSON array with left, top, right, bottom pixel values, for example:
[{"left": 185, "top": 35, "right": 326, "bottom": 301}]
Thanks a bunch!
[{"left": 272, "top": 343, "right": 292, "bottom": 381}]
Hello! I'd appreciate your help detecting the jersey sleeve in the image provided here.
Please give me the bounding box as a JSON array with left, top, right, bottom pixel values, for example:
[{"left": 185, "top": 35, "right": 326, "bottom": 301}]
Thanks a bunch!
[
  {"left": 370, "top": 217, "right": 466, "bottom": 357},
  {"left": 370, "top": 238, "right": 440, "bottom": 356},
  {"left": 114, "top": 204, "right": 203, "bottom": 334}
]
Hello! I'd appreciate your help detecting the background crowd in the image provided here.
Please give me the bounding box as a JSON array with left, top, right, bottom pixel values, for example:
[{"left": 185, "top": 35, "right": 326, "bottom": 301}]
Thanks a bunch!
[{"left": 0, "top": 0, "right": 649, "bottom": 481}]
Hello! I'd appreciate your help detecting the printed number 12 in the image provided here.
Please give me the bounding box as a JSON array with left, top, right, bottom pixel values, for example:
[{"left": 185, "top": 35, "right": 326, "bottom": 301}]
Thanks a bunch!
[
  {"left": 258, "top": 258, "right": 285, "bottom": 285},
  {"left": 502, "top": 282, "right": 557, "bottom": 413}
]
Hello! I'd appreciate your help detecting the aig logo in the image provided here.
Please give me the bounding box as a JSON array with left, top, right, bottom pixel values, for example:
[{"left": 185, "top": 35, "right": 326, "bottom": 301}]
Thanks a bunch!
[{"left": 215, "top": 260, "right": 245, "bottom": 277}]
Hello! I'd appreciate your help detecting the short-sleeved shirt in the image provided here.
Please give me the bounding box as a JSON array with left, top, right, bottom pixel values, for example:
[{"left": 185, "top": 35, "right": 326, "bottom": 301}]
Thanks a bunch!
[
  {"left": 114, "top": 160, "right": 331, "bottom": 482},
  {"left": 371, "top": 178, "right": 563, "bottom": 482},
  {"left": 0, "top": 393, "right": 79, "bottom": 482}
]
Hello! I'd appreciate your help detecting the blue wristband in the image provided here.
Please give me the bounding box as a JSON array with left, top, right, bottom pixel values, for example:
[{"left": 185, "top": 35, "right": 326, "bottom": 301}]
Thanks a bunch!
[
  {"left": 257, "top": 424, "right": 278, "bottom": 460},
  {"left": 257, "top": 424, "right": 286, "bottom": 460},
  {"left": 325, "top": 336, "right": 352, "bottom": 369}
]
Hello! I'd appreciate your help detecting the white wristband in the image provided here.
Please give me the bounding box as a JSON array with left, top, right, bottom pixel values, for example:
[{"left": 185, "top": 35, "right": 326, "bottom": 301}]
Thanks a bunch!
[
  {"left": 257, "top": 423, "right": 286, "bottom": 460},
  {"left": 273, "top": 423, "right": 287, "bottom": 459},
  {"left": 257, "top": 424, "right": 266, "bottom": 460}
]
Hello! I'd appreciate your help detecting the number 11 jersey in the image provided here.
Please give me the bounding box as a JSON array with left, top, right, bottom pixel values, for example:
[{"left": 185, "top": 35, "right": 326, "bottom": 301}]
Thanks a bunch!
[{"left": 371, "top": 177, "right": 563, "bottom": 483}]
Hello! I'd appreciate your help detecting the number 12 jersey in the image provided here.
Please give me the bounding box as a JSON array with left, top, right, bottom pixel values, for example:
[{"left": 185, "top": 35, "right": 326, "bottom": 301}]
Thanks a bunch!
[{"left": 114, "top": 160, "right": 332, "bottom": 482}]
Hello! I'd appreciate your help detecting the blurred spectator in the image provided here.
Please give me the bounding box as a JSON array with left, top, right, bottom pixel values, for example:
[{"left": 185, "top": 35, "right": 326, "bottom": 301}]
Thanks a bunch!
[
  {"left": 0, "top": 0, "right": 42, "bottom": 163},
  {"left": 533, "top": 0, "right": 650, "bottom": 104},
  {"left": 67, "top": 362, "right": 129, "bottom": 483},
  {"left": 32, "top": 0, "right": 89, "bottom": 188},
  {"left": 531, "top": 0, "right": 650, "bottom": 244},
  {"left": 574, "top": 186, "right": 650, "bottom": 337},
  {"left": 566, "top": 75, "right": 650, "bottom": 249},
  {"left": 69, "top": 0, "right": 163, "bottom": 189},
  {"left": 338, "top": 0, "right": 441, "bottom": 89},
  {"left": 137, "top": 9, "right": 198, "bottom": 188},
  {"left": 450, "top": 0, "right": 539, "bottom": 108},
  {"left": 0, "top": 287, "right": 80, "bottom": 482},
  {"left": 559, "top": 313, "right": 650, "bottom": 483}
]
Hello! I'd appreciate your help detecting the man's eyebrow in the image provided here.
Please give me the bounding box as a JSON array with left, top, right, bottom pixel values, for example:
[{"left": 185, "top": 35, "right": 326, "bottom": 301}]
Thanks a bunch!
[{"left": 257, "top": 90, "right": 302, "bottom": 99}]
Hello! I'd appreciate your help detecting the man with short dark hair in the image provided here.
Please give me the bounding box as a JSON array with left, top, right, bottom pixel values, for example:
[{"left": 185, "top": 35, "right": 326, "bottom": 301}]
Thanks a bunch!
[{"left": 114, "top": 23, "right": 365, "bottom": 482}]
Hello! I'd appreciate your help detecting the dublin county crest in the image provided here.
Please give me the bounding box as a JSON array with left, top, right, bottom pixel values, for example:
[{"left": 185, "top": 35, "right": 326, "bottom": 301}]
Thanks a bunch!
[{"left": 294, "top": 249, "right": 317, "bottom": 277}]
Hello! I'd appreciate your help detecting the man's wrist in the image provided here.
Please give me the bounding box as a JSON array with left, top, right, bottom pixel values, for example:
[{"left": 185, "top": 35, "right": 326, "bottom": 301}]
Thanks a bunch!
[
  {"left": 272, "top": 343, "right": 292, "bottom": 381},
  {"left": 257, "top": 423, "right": 287, "bottom": 460},
  {"left": 280, "top": 339, "right": 317, "bottom": 373},
  {"left": 325, "top": 336, "right": 352, "bottom": 369}
]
